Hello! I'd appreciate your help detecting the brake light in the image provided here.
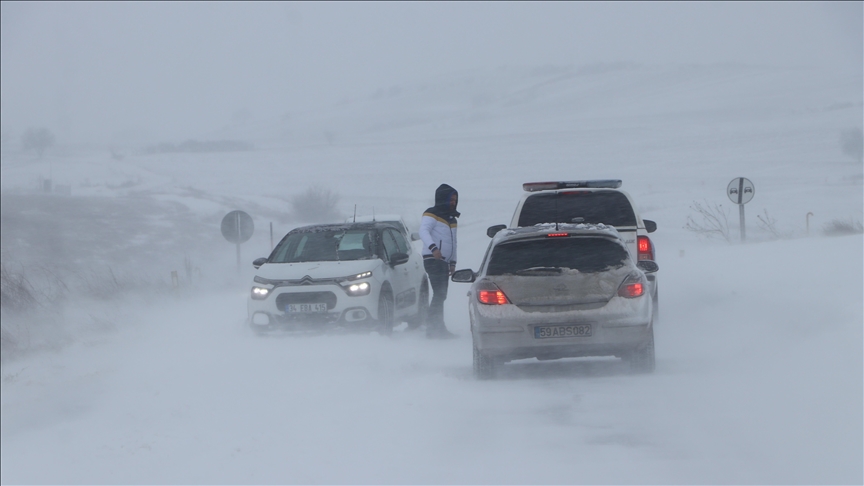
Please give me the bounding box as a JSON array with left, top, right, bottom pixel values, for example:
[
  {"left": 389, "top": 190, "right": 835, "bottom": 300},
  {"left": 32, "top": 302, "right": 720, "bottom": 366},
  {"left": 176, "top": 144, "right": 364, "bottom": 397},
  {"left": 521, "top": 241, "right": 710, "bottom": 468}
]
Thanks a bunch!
[
  {"left": 546, "top": 233, "right": 569, "bottom": 238},
  {"left": 478, "top": 289, "right": 510, "bottom": 305},
  {"left": 637, "top": 235, "right": 654, "bottom": 261},
  {"left": 617, "top": 273, "right": 645, "bottom": 298},
  {"left": 619, "top": 282, "right": 644, "bottom": 298}
]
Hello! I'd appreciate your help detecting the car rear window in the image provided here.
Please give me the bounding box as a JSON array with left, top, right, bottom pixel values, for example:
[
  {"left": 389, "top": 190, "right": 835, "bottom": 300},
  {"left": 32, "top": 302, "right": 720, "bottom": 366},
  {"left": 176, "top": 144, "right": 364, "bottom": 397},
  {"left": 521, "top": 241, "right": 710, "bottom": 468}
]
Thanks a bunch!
[
  {"left": 517, "top": 190, "right": 637, "bottom": 227},
  {"left": 486, "top": 237, "right": 629, "bottom": 275}
]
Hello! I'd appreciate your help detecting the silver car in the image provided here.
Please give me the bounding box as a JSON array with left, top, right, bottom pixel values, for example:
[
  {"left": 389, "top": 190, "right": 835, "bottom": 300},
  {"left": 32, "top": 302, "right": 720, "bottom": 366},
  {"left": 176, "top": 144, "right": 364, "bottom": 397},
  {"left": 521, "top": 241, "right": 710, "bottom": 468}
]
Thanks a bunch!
[{"left": 452, "top": 223, "right": 658, "bottom": 379}]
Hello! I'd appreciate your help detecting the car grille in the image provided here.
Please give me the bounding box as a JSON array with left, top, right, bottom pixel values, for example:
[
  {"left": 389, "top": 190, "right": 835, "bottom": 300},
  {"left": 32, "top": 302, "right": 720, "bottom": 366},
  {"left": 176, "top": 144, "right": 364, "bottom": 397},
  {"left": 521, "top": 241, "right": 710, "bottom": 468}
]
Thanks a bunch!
[{"left": 276, "top": 291, "right": 338, "bottom": 310}]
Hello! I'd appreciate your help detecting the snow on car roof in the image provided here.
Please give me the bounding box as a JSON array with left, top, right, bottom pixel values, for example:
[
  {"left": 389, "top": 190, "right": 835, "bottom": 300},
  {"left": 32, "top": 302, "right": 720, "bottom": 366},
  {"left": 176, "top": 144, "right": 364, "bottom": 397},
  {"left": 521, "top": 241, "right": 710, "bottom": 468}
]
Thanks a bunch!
[{"left": 492, "top": 223, "right": 621, "bottom": 244}]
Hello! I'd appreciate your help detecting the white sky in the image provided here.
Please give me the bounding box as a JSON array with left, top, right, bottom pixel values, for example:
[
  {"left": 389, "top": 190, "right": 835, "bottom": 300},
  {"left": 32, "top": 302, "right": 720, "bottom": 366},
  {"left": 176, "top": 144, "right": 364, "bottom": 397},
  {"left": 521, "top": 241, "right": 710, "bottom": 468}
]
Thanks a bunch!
[{"left": 1, "top": 1, "right": 862, "bottom": 142}]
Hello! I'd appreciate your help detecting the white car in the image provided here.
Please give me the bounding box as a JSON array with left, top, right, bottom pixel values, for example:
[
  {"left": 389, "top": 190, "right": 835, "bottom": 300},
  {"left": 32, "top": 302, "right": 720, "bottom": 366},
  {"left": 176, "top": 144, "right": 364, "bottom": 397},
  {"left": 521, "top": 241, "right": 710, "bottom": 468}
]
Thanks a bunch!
[
  {"left": 248, "top": 221, "right": 429, "bottom": 334},
  {"left": 453, "top": 223, "right": 658, "bottom": 379}
]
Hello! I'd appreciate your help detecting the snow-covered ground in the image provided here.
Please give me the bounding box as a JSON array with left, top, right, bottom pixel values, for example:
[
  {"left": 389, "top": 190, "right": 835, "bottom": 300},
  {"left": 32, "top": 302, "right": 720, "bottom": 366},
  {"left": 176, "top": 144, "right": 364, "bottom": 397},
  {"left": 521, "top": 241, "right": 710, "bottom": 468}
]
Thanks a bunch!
[{"left": 1, "top": 64, "right": 862, "bottom": 484}]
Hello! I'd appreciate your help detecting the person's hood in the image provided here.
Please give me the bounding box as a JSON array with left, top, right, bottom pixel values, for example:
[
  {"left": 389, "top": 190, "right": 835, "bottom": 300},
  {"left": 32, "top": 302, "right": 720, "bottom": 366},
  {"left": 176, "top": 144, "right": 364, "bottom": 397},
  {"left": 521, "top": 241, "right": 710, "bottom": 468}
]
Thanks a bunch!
[{"left": 434, "top": 183, "right": 459, "bottom": 216}]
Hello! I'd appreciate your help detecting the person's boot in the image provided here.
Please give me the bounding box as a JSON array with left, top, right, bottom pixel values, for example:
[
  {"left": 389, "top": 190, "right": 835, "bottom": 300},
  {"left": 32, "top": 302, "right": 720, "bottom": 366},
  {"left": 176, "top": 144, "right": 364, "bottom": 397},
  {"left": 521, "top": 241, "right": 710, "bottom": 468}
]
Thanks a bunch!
[
  {"left": 426, "top": 320, "right": 446, "bottom": 339},
  {"left": 438, "top": 327, "right": 458, "bottom": 339}
]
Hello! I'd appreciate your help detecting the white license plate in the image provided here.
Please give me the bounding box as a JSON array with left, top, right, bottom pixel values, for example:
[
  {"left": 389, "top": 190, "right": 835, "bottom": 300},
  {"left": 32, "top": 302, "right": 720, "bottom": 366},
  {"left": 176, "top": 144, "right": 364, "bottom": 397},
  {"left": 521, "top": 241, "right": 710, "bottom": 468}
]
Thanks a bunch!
[
  {"left": 286, "top": 303, "right": 328, "bottom": 313},
  {"left": 534, "top": 324, "right": 592, "bottom": 339}
]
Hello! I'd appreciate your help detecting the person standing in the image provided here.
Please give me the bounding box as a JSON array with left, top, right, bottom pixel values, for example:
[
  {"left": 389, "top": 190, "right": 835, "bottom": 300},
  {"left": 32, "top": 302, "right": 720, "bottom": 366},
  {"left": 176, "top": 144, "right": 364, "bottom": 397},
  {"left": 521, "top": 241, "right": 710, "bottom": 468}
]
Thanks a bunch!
[{"left": 419, "top": 184, "right": 459, "bottom": 339}]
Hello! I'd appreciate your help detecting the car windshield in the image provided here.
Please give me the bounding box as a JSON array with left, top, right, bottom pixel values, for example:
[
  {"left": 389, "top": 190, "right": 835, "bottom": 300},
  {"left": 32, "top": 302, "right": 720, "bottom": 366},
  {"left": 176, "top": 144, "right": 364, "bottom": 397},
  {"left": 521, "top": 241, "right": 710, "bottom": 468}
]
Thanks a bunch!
[
  {"left": 270, "top": 229, "right": 376, "bottom": 263},
  {"left": 517, "top": 190, "right": 637, "bottom": 227},
  {"left": 486, "top": 237, "right": 628, "bottom": 275}
]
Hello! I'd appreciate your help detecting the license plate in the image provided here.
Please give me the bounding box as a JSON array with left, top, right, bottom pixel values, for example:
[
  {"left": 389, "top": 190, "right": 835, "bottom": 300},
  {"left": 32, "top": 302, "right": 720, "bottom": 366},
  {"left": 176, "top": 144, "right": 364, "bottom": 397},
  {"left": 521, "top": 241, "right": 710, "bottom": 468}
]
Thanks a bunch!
[
  {"left": 286, "top": 303, "right": 328, "bottom": 313},
  {"left": 534, "top": 324, "right": 592, "bottom": 339}
]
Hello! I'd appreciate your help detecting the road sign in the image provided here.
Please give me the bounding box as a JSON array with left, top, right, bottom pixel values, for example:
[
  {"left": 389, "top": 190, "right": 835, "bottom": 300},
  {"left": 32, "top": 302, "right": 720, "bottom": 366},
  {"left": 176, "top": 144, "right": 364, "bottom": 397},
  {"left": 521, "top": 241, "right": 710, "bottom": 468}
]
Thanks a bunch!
[
  {"left": 221, "top": 210, "right": 254, "bottom": 244},
  {"left": 727, "top": 177, "right": 755, "bottom": 205},
  {"left": 222, "top": 210, "right": 254, "bottom": 272},
  {"left": 727, "top": 178, "right": 754, "bottom": 242}
]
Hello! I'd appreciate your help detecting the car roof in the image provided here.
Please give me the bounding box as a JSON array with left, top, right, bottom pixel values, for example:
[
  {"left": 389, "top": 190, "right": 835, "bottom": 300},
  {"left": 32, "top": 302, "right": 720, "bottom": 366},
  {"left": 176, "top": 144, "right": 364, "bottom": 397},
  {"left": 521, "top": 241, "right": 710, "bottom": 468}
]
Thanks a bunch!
[
  {"left": 493, "top": 223, "right": 622, "bottom": 244},
  {"left": 290, "top": 221, "right": 400, "bottom": 234},
  {"left": 522, "top": 180, "right": 622, "bottom": 192},
  {"left": 346, "top": 214, "right": 410, "bottom": 231}
]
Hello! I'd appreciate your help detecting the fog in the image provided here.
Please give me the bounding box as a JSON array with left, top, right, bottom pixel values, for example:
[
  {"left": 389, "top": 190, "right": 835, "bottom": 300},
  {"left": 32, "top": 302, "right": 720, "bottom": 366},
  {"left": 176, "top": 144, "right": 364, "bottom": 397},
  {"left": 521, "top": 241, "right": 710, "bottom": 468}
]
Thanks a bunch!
[
  {"left": 1, "top": 2, "right": 863, "bottom": 484},
  {"left": 1, "top": 2, "right": 861, "bottom": 142}
]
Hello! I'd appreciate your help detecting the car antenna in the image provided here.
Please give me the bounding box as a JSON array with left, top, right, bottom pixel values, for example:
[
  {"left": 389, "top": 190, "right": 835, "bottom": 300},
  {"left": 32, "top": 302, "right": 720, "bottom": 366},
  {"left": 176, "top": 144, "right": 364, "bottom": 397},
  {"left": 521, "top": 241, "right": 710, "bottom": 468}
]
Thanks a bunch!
[{"left": 353, "top": 204, "right": 357, "bottom": 223}]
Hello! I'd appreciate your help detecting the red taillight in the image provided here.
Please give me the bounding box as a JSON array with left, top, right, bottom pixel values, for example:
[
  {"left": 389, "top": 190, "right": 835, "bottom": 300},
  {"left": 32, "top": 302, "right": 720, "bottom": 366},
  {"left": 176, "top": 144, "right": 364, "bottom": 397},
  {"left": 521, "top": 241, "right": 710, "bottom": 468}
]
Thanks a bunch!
[
  {"left": 478, "top": 289, "right": 509, "bottom": 305},
  {"left": 546, "top": 232, "right": 569, "bottom": 238},
  {"left": 618, "top": 273, "right": 645, "bottom": 298},
  {"left": 618, "top": 282, "right": 644, "bottom": 298},
  {"left": 637, "top": 235, "right": 654, "bottom": 261}
]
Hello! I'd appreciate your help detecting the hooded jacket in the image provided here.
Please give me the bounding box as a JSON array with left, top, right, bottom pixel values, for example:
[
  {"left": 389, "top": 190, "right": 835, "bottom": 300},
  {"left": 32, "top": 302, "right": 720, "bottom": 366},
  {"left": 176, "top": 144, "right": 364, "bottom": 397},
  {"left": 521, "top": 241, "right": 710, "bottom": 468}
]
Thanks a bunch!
[{"left": 419, "top": 184, "right": 459, "bottom": 265}]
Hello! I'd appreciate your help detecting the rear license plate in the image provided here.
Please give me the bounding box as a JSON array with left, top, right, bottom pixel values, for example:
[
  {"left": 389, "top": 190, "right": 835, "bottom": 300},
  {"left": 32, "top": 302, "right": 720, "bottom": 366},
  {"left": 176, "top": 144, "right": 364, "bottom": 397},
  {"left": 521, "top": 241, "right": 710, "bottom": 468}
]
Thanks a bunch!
[
  {"left": 534, "top": 324, "right": 592, "bottom": 339},
  {"left": 286, "top": 303, "right": 328, "bottom": 313}
]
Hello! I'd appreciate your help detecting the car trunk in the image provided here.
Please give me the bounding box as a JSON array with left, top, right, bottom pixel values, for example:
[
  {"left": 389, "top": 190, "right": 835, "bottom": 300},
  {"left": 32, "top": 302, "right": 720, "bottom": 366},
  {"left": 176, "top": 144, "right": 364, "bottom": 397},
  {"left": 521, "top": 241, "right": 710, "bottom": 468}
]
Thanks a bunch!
[
  {"left": 484, "top": 235, "right": 632, "bottom": 310},
  {"left": 492, "top": 266, "right": 630, "bottom": 308}
]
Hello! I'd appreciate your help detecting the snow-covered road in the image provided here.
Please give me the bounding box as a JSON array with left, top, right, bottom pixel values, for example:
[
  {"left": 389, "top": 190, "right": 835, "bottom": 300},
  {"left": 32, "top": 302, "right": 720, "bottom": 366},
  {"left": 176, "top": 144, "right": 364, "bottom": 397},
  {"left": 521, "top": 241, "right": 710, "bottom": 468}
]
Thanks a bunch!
[{"left": 2, "top": 233, "right": 860, "bottom": 484}]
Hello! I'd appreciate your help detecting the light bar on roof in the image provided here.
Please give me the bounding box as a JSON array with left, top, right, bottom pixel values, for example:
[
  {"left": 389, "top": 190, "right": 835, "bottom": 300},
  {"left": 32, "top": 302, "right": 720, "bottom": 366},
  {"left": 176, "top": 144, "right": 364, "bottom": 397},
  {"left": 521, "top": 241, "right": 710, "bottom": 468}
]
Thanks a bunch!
[{"left": 522, "top": 180, "right": 622, "bottom": 191}]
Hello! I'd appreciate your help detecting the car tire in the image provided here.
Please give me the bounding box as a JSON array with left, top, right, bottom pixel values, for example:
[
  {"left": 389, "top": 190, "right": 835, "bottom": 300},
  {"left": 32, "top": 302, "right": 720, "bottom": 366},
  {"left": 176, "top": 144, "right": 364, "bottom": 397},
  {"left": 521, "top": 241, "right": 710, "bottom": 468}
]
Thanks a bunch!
[
  {"left": 628, "top": 326, "right": 655, "bottom": 373},
  {"left": 406, "top": 280, "right": 429, "bottom": 330},
  {"left": 473, "top": 344, "right": 498, "bottom": 379},
  {"left": 652, "top": 285, "right": 660, "bottom": 323},
  {"left": 378, "top": 289, "right": 395, "bottom": 336}
]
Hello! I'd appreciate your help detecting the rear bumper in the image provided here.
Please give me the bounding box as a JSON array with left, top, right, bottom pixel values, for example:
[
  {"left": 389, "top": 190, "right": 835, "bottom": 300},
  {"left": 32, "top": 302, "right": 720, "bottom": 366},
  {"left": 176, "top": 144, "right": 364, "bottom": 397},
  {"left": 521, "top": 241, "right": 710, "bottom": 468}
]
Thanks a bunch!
[{"left": 471, "top": 304, "right": 652, "bottom": 361}]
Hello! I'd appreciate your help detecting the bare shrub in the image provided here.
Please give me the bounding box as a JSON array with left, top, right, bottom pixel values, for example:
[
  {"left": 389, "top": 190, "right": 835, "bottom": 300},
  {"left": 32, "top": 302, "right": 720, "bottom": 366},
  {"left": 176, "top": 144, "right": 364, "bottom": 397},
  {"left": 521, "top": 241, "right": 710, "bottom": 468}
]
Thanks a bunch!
[
  {"left": 823, "top": 218, "right": 864, "bottom": 236},
  {"left": 1, "top": 258, "right": 170, "bottom": 361},
  {"left": 0, "top": 262, "right": 36, "bottom": 312},
  {"left": 21, "top": 127, "right": 55, "bottom": 158},
  {"left": 684, "top": 200, "right": 732, "bottom": 242},
  {"left": 756, "top": 209, "right": 785, "bottom": 239},
  {"left": 292, "top": 186, "right": 342, "bottom": 223}
]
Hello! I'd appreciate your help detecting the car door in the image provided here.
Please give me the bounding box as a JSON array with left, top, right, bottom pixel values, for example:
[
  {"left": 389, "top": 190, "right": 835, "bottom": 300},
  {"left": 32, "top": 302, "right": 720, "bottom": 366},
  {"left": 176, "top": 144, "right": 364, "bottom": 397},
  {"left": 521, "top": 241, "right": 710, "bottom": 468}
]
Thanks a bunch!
[{"left": 381, "top": 228, "right": 414, "bottom": 315}]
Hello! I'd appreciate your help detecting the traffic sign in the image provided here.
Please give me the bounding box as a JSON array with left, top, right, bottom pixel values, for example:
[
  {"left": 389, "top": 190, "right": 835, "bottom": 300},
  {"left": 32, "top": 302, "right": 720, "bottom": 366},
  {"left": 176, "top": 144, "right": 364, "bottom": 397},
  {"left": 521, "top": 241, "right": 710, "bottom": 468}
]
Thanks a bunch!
[
  {"left": 221, "top": 210, "right": 254, "bottom": 244},
  {"left": 727, "top": 177, "right": 755, "bottom": 205}
]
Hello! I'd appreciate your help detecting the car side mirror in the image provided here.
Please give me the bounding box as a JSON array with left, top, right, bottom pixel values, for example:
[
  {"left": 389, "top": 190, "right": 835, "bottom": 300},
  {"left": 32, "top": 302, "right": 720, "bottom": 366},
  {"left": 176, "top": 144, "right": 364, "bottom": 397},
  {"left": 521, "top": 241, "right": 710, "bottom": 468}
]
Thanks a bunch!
[
  {"left": 389, "top": 252, "right": 410, "bottom": 266},
  {"left": 644, "top": 220, "right": 657, "bottom": 233},
  {"left": 451, "top": 269, "right": 476, "bottom": 283},
  {"left": 253, "top": 257, "right": 268, "bottom": 269},
  {"left": 637, "top": 260, "right": 659, "bottom": 273},
  {"left": 487, "top": 224, "right": 506, "bottom": 238},
  {"left": 410, "top": 232, "right": 420, "bottom": 241}
]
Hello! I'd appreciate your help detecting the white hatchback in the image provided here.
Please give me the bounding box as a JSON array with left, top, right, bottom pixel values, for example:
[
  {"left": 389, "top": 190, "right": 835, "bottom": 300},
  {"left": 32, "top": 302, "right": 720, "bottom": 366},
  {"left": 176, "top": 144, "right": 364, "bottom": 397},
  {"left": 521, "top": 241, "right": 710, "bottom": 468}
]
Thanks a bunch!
[
  {"left": 453, "top": 223, "right": 658, "bottom": 378},
  {"left": 248, "top": 221, "right": 429, "bottom": 334}
]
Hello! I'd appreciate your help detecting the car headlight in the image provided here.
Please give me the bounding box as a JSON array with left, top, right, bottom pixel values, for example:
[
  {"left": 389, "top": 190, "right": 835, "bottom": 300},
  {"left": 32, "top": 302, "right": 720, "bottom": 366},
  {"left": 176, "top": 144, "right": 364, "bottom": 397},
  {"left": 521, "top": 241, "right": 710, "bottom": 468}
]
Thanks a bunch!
[
  {"left": 346, "top": 271, "right": 372, "bottom": 281},
  {"left": 345, "top": 281, "right": 371, "bottom": 296},
  {"left": 251, "top": 286, "right": 271, "bottom": 300}
]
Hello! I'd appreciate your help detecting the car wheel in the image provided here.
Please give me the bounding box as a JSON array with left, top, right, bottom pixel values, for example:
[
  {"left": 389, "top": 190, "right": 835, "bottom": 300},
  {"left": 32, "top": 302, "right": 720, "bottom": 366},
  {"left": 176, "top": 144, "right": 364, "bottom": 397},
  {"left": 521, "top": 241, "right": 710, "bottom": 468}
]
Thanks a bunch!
[
  {"left": 473, "top": 344, "right": 498, "bottom": 379},
  {"left": 378, "top": 290, "right": 395, "bottom": 336},
  {"left": 406, "top": 280, "right": 429, "bottom": 330},
  {"left": 652, "top": 286, "right": 660, "bottom": 323},
  {"left": 628, "top": 326, "right": 655, "bottom": 373}
]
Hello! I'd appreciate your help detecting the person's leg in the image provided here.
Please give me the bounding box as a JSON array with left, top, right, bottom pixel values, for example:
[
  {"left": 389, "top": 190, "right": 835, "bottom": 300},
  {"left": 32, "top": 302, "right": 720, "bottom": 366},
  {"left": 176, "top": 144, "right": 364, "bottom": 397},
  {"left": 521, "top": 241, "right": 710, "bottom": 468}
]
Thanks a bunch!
[{"left": 424, "top": 259, "right": 449, "bottom": 335}]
